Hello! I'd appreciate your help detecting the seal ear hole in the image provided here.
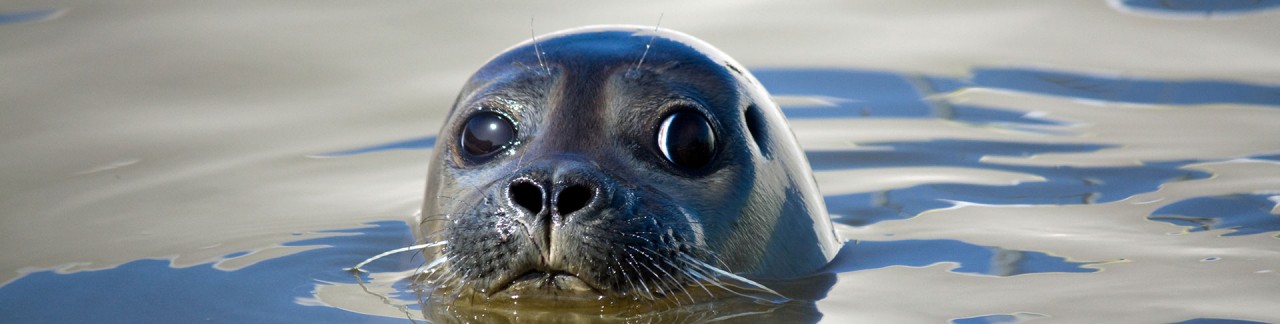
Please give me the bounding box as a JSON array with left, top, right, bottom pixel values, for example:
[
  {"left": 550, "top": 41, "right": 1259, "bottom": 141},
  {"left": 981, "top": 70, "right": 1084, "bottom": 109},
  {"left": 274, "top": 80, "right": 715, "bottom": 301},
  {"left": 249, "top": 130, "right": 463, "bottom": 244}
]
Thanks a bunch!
[
  {"left": 744, "top": 104, "right": 771, "bottom": 157},
  {"left": 509, "top": 181, "right": 544, "bottom": 215}
]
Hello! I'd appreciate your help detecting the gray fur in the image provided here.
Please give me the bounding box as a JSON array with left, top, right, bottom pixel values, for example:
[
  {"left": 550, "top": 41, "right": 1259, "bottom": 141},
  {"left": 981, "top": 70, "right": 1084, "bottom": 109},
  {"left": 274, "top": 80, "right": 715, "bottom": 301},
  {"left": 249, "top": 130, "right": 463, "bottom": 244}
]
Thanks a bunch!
[{"left": 418, "top": 25, "right": 839, "bottom": 301}]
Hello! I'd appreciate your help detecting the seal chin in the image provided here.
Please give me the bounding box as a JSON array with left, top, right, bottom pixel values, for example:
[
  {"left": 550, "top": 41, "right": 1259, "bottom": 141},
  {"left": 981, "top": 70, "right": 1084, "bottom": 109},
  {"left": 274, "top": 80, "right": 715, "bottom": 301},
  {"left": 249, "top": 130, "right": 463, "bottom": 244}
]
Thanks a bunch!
[{"left": 490, "top": 271, "right": 604, "bottom": 301}]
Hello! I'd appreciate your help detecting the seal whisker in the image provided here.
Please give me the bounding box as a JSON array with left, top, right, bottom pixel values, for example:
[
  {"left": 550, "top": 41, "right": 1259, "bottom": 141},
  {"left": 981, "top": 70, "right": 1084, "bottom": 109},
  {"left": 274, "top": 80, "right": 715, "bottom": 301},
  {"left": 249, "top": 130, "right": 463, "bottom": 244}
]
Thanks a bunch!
[
  {"left": 629, "top": 13, "right": 664, "bottom": 78},
  {"left": 529, "top": 16, "right": 550, "bottom": 75},
  {"left": 613, "top": 256, "right": 642, "bottom": 300},
  {"left": 620, "top": 253, "right": 658, "bottom": 301},
  {"left": 414, "top": 254, "right": 450, "bottom": 277},
  {"left": 677, "top": 257, "right": 757, "bottom": 302},
  {"left": 626, "top": 245, "right": 697, "bottom": 305},
  {"left": 414, "top": 228, "right": 449, "bottom": 244},
  {"left": 587, "top": 223, "right": 697, "bottom": 302},
  {"left": 624, "top": 247, "right": 677, "bottom": 304},
  {"left": 679, "top": 265, "right": 717, "bottom": 299},
  {"left": 607, "top": 260, "right": 641, "bottom": 300},
  {"left": 433, "top": 252, "right": 469, "bottom": 283},
  {"left": 640, "top": 245, "right": 716, "bottom": 299},
  {"left": 350, "top": 241, "right": 449, "bottom": 273},
  {"left": 416, "top": 218, "right": 451, "bottom": 224},
  {"left": 679, "top": 253, "right": 789, "bottom": 304},
  {"left": 619, "top": 252, "right": 670, "bottom": 304},
  {"left": 622, "top": 258, "right": 655, "bottom": 300}
]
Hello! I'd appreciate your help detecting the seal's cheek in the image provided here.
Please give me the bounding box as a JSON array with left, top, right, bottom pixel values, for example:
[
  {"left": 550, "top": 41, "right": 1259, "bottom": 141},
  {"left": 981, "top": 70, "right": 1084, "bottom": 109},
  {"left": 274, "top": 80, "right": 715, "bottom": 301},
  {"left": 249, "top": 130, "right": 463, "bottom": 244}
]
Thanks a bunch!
[{"left": 439, "top": 196, "right": 541, "bottom": 295}]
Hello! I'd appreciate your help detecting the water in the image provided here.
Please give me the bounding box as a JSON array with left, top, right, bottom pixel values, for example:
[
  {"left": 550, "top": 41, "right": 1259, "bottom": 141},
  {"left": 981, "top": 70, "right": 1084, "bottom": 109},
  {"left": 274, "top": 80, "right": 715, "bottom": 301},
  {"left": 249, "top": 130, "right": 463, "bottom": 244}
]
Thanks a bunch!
[{"left": 2, "top": 1, "right": 1279, "bottom": 322}]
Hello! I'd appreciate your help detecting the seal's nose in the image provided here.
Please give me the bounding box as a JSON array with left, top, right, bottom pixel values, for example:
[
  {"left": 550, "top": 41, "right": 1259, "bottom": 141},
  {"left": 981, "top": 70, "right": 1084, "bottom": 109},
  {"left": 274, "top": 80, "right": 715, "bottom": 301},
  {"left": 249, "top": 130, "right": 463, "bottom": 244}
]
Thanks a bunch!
[
  {"left": 508, "top": 180, "right": 545, "bottom": 215},
  {"left": 553, "top": 182, "right": 594, "bottom": 216},
  {"left": 505, "top": 158, "right": 605, "bottom": 222},
  {"left": 506, "top": 158, "right": 607, "bottom": 263}
]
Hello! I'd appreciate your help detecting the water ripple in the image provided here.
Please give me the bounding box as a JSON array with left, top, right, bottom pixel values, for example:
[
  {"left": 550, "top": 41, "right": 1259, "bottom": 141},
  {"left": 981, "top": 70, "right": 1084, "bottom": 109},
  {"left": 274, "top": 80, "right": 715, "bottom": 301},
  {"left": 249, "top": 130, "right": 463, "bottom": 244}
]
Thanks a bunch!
[
  {"left": 822, "top": 240, "right": 1100, "bottom": 276},
  {"left": 0, "top": 221, "right": 417, "bottom": 322},
  {"left": 1150, "top": 194, "right": 1280, "bottom": 236},
  {"left": 0, "top": 8, "right": 65, "bottom": 25}
]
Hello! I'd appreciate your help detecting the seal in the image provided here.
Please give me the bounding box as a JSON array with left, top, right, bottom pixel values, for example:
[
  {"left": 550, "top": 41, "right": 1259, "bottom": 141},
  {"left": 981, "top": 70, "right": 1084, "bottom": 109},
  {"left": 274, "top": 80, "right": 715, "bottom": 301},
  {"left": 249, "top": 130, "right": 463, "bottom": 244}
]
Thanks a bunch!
[{"left": 417, "top": 25, "right": 840, "bottom": 304}]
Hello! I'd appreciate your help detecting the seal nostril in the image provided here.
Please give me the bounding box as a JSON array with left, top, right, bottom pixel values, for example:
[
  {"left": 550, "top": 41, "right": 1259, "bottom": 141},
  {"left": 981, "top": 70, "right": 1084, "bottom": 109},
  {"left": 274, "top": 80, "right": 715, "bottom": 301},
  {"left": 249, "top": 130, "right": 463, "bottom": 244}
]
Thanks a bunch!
[
  {"left": 555, "top": 185, "right": 593, "bottom": 215},
  {"left": 509, "top": 181, "right": 544, "bottom": 214}
]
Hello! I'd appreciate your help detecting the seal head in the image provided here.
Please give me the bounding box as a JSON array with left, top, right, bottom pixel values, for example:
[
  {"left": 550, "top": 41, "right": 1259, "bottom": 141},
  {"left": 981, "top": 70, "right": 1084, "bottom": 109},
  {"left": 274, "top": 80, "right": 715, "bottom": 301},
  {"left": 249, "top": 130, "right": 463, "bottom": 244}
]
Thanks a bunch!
[{"left": 419, "top": 25, "right": 839, "bottom": 303}]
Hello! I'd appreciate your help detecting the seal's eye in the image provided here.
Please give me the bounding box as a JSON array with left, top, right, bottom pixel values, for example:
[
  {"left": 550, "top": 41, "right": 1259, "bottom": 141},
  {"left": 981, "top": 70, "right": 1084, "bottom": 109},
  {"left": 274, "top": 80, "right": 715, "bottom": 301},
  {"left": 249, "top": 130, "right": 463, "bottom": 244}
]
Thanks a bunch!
[
  {"left": 460, "top": 112, "right": 516, "bottom": 158},
  {"left": 657, "top": 111, "right": 716, "bottom": 170}
]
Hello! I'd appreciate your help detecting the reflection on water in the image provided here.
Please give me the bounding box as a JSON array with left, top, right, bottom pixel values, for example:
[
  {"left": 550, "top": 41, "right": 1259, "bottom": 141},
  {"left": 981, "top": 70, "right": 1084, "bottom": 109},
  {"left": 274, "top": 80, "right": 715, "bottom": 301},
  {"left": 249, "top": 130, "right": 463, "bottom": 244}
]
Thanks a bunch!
[
  {"left": 0, "top": 8, "right": 64, "bottom": 25},
  {"left": 1151, "top": 194, "right": 1280, "bottom": 236},
  {"left": 952, "top": 312, "right": 1048, "bottom": 324},
  {"left": 3, "top": 1, "right": 1280, "bottom": 322},
  {"left": 314, "top": 136, "right": 436, "bottom": 158},
  {"left": 1114, "top": 0, "right": 1280, "bottom": 17},
  {"left": 4, "top": 64, "right": 1277, "bottom": 322},
  {"left": 823, "top": 240, "right": 1100, "bottom": 277},
  {"left": 933, "top": 68, "right": 1280, "bottom": 107},
  {"left": 0, "top": 222, "right": 418, "bottom": 322}
]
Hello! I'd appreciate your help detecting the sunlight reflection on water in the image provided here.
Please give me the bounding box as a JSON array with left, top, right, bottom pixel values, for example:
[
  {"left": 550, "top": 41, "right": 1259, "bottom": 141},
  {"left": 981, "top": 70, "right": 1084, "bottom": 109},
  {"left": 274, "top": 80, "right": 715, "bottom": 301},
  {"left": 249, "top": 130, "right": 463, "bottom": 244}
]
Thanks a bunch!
[{"left": 3, "top": 1, "right": 1280, "bottom": 323}]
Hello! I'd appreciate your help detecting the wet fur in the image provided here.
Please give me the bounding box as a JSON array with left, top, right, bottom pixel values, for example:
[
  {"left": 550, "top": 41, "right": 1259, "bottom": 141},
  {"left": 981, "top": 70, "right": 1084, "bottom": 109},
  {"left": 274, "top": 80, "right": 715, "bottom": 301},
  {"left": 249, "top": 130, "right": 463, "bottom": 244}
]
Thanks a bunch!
[{"left": 417, "top": 25, "right": 839, "bottom": 303}]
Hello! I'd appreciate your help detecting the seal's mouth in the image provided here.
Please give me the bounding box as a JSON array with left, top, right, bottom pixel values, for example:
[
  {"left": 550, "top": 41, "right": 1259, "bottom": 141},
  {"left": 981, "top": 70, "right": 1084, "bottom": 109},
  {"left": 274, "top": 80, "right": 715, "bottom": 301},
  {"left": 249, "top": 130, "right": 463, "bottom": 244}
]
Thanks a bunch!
[{"left": 490, "top": 270, "right": 602, "bottom": 299}]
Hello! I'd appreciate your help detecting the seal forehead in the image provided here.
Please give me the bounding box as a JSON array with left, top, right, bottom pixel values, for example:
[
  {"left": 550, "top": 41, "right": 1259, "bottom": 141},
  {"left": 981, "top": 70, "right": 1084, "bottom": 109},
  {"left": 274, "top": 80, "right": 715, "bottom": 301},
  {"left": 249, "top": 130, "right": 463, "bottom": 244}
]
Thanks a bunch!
[
  {"left": 470, "top": 26, "right": 733, "bottom": 83},
  {"left": 453, "top": 26, "right": 750, "bottom": 162}
]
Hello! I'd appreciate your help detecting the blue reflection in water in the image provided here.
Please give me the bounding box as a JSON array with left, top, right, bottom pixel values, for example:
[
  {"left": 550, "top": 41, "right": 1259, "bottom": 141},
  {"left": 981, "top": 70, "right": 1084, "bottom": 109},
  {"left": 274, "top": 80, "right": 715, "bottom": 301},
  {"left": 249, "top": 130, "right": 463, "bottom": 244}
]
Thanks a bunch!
[
  {"left": 810, "top": 140, "right": 1209, "bottom": 226},
  {"left": 0, "top": 9, "right": 60, "bottom": 25},
  {"left": 946, "top": 103, "right": 1066, "bottom": 126},
  {"left": 1173, "top": 318, "right": 1271, "bottom": 324},
  {"left": 0, "top": 221, "right": 419, "bottom": 323},
  {"left": 1252, "top": 153, "right": 1280, "bottom": 162},
  {"left": 1150, "top": 194, "right": 1280, "bottom": 236},
  {"left": 951, "top": 314, "right": 1019, "bottom": 324},
  {"left": 1119, "top": 0, "right": 1280, "bottom": 15},
  {"left": 752, "top": 69, "right": 934, "bottom": 119},
  {"left": 753, "top": 68, "right": 1279, "bottom": 124},
  {"left": 754, "top": 68, "right": 1066, "bottom": 126},
  {"left": 934, "top": 68, "right": 1280, "bottom": 107},
  {"left": 315, "top": 136, "right": 435, "bottom": 157},
  {"left": 807, "top": 140, "right": 1111, "bottom": 172},
  {"left": 821, "top": 240, "right": 1098, "bottom": 276}
]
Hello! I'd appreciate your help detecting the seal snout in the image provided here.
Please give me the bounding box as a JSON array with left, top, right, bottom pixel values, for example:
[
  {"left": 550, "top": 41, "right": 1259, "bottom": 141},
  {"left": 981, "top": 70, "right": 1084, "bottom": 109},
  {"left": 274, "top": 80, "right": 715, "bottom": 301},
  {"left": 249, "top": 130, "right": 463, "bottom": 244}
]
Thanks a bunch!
[
  {"left": 506, "top": 178, "right": 597, "bottom": 219},
  {"left": 505, "top": 159, "right": 608, "bottom": 225},
  {"left": 502, "top": 159, "right": 610, "bottom": 277}
]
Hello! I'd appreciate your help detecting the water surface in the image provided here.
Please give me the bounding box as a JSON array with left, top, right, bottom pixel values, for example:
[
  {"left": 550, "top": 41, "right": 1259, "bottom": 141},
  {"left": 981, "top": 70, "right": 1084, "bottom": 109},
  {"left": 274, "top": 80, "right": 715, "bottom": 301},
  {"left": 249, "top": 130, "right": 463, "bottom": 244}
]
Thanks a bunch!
[{"left": 2, "top": 1, "right": 1279, "bottom": 322}]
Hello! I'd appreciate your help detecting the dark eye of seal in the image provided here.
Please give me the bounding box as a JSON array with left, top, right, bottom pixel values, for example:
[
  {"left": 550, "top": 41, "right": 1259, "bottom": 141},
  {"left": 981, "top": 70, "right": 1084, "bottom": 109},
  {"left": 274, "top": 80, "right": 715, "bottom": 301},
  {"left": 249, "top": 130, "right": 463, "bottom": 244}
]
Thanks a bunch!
[
  {"left": 657, "top": 110, "right": 716, "bottom": 169},
  {"left": 460, "top": 112, "right": 516, "bottom": 158}
]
